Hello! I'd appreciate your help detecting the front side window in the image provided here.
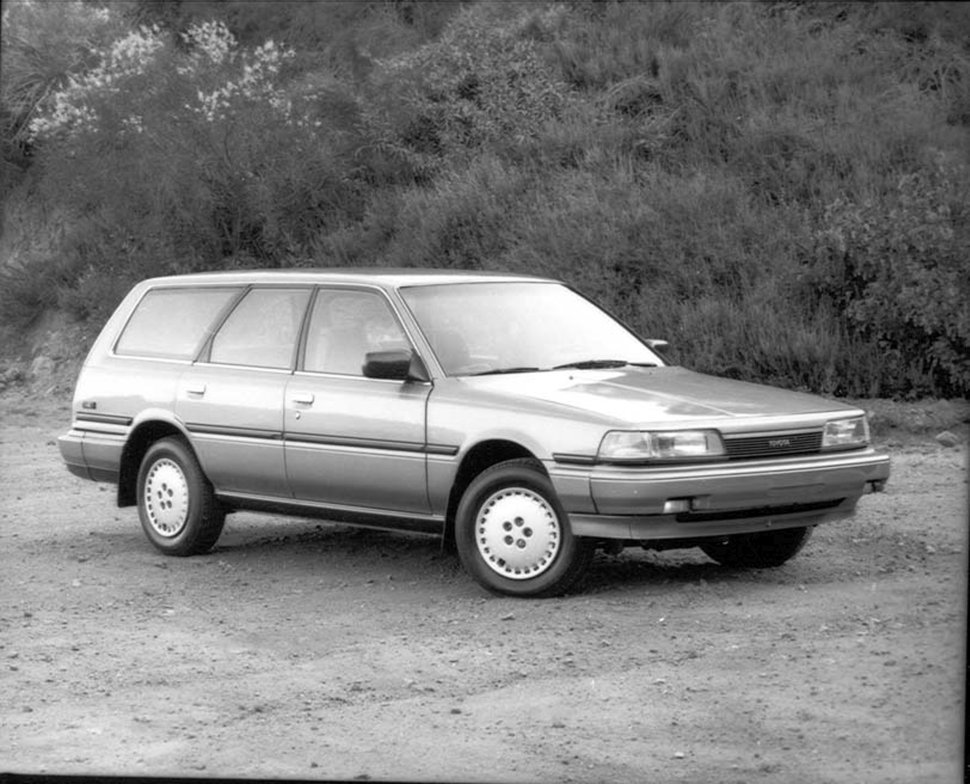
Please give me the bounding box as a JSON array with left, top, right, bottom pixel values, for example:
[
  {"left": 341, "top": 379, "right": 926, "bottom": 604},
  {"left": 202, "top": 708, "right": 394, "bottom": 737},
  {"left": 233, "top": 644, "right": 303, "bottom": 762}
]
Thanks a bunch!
[
  {"left": 209, "top": 287, "right": 311, "bottom": 369},
  {"left": 303, "top": 289, "right": 410, "bottom": 376},
  {"left": 115, "top": 287, "right": 241, "bottom": 360}
]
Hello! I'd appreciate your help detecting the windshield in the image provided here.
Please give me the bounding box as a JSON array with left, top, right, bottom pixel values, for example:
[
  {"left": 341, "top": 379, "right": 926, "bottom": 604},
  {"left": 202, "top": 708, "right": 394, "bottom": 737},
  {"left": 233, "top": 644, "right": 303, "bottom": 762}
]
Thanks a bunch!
[{"left": 400, "top": 281, "right": 663, "bottom": 376}]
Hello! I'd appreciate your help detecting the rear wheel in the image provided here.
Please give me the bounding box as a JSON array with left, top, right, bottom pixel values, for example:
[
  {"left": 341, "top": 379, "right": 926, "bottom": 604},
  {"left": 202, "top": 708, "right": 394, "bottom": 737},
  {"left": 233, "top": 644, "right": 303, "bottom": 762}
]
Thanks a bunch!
[
  {"left": 700, "top": 526, "right": 812, "bottom": 568},
  {"left": 455, "top": 459, "right": 593, "bottom": 597},
  {"left": 136, "top": 437, "right": 225, "bottom": 556}
]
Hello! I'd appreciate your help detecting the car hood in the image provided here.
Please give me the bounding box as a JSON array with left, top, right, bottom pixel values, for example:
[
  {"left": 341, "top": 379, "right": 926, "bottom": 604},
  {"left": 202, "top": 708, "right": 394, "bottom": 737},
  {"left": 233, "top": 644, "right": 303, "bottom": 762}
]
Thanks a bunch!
[{"left": 461, "top": 366, "right": 858, "bottom": 427}]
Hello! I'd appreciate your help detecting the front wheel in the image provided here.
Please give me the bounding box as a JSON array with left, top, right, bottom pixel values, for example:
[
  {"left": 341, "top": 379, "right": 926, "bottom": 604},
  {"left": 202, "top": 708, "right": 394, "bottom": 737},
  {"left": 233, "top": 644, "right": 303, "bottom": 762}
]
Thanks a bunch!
[
  {"left": 455, "top": 459, "right": 593, "bottom": 597},
  {"left": 700, "top": 526, "right": 812, "bottom": 568},
  {"left": 136, "top": 437, "right": 225, "bottom": 556}
]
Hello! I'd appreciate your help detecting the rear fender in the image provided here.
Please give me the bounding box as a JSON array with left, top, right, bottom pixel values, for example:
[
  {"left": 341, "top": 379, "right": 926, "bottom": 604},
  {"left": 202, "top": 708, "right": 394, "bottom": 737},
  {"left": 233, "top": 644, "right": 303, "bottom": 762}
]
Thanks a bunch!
[{"left": 117, "top": 414, "right": 193, "bottom": 507}]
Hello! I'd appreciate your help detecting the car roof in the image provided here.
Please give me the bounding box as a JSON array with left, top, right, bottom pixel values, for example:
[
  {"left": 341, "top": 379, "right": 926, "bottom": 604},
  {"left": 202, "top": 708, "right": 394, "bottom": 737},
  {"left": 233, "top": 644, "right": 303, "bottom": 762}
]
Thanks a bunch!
[{"left": 140, "top": 268, "right": 554, "bottom": 289}]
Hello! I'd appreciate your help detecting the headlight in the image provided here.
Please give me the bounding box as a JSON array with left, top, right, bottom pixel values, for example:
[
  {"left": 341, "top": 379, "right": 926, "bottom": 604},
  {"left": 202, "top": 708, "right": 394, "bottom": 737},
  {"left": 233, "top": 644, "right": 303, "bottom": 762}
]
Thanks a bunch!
[
  {"left": 598, "top": 430, "right": 726, "bottom": 463},
  {"left": 822, "top": 416, "right": 870, "bottom": 449}
]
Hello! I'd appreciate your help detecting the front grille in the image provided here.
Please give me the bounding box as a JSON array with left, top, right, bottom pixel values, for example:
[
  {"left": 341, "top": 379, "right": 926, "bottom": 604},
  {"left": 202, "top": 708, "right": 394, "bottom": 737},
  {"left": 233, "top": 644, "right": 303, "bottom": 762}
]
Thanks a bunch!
[{"left": 723, "top": 430, "right": 822, "bottom": 460}]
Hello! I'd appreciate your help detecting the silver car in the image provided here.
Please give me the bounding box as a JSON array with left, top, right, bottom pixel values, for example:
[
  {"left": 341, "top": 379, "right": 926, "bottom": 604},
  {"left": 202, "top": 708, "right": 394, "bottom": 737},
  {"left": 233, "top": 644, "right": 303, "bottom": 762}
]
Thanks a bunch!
[{"left": 59, "top": 269, "right": 890, "bottom": 597}]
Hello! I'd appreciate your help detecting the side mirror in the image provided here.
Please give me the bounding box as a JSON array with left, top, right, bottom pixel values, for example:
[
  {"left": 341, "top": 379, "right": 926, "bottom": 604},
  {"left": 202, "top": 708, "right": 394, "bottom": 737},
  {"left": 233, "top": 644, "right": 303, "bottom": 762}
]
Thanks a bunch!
[
  {"left": 363, "top": 349, "right": 430, "bottom": 383},
  {"left": 645, "top": 338, "right": 670, "bottom": 363}
]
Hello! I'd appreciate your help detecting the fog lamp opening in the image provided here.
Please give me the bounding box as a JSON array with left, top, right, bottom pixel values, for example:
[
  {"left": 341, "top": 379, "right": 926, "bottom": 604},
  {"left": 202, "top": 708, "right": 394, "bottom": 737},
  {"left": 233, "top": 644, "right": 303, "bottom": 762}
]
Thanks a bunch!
[{"left": 662, "top": 498, "right": 692, "bottom": 514}]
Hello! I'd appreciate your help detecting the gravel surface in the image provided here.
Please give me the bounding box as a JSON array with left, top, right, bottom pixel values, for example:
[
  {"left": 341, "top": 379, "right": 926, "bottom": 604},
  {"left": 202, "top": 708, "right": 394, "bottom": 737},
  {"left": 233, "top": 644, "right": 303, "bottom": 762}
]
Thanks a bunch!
[{"left": 0, "top": 394, "right": 965, "bottom": 782}]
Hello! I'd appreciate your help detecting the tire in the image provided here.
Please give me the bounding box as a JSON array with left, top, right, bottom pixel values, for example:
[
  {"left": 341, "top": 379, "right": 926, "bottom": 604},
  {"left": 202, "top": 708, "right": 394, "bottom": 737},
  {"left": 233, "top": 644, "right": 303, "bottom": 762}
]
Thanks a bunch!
[
  {"left": 136, "top": 436, "right": 225, "bottom": 556},
  {"left": 700, "top": 526, "right": 812, "bottom": 568},
  {"left": 455, "top": 458, "right": 593, "bottom": 598}
]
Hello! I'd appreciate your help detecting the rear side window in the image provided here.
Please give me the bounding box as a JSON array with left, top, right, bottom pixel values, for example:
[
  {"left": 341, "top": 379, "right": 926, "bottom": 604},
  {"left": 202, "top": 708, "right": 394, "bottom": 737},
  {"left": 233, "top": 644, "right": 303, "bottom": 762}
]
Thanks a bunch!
[
  {"left": 115, "top": 287, "right": 240, "bottom": 360},
  {"left": 209, "top": 287, "right": 311, "bottom": 369}
]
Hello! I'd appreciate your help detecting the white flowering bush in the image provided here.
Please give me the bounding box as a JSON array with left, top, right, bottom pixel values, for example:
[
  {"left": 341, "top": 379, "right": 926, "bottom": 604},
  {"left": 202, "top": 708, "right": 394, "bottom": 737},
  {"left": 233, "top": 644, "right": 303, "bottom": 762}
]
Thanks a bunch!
[
  {"left": 20, "top": 16, "right": 359, "bottom": 314},
  {"left": 28, "top": 21, "right": 306, "bottom": 141},
  {"left": 179, "top": 22, "right": 303, "bottom": 126},
  {"left": 1, "top": 0, "right": 124, "bottom": 171},
  {"left": 27, "top": 25, "right": 166, "bottom": 140}
]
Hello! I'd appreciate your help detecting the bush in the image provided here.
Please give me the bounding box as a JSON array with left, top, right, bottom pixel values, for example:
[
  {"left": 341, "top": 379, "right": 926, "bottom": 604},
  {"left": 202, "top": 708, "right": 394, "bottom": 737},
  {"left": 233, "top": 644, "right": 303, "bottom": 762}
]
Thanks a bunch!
[
  {"left": 3, "top": 0, "right": 969, "bottom": 403},
  {"left": 808, "top": 157, "right": 970, "bottom": 397},
  {"left": 0, "top": 0, "right": 125, "bottom": 194},
  {"left": 0, "top": 254, "right": 61, "bottom": 329},
  {"left": 362, "top": 4, "right": 571, "bottom": 175},
  {"left": 20, "top": 20, "right": 365, "bottom": 306}
]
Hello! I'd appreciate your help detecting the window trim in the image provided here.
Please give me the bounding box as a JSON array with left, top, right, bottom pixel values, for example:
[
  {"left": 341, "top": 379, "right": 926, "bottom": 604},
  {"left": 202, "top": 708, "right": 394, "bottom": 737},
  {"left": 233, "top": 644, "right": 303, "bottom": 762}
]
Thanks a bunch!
[
  {"left": 295, "top": 284, "right": 420, "bottom": 378},
  {"left": 201, "top": 284, "right": 314, "bottom": 371},
  {"left": 110, "top": 281, "right": 430, "bottom": 376},
  {"left": 397, "top": 280, "right": 664, "bottom": 377}
]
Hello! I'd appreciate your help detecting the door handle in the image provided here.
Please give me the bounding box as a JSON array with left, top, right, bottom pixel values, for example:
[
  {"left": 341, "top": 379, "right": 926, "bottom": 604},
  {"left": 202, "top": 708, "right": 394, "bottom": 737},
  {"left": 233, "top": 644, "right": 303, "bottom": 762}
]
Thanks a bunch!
[
  {"left": 291, "top": 392, "right": 315, "bottom": 406},
  {"left": 186, "top": 384, "right": 206, "bottom": 396}
]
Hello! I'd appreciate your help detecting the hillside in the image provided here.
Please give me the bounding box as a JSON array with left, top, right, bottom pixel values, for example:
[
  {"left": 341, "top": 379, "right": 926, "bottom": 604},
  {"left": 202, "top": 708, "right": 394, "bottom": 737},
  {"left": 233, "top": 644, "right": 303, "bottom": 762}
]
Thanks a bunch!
[{"left": 1, "top": 0, "right": 968, "bottom": 399}]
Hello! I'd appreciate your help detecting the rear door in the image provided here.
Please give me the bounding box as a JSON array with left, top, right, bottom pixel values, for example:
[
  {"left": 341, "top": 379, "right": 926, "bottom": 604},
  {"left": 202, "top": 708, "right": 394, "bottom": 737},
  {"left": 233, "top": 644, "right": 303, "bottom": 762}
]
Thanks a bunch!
[
  {"left": 176, "top": 286, "right": 312, "bottom": 498},
  {"left": 283, "top": 287, "right": 433, "bottom": 515}
]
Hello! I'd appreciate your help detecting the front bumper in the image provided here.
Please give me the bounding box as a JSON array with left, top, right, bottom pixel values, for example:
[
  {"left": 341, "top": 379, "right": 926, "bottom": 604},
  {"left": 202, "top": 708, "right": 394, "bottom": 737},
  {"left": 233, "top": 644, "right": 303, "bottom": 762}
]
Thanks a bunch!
[{"left": 550, "top": 448, "right": 890, "bottom": 541}]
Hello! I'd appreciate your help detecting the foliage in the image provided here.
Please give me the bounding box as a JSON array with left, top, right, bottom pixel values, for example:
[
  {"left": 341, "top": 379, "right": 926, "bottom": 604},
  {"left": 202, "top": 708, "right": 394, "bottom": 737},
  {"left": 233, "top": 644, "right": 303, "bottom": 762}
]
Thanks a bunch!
[
  {"left": 0, "top": 0, "right": 125, "bottom": 191},
  {"left": 362, "top": 4, "right": 571, "bottom": 176},
  {"left": 125, "top": 0, "right": 458, "bottom": 61},
  {"left": 2, "top": 0, "right": 969, "bottom": 399},
  {"left": 809, "top": 158, "right": 970, "bottom": 397},
  {"left": 7, "top": 16, "right": 365, "bottom": 322}
]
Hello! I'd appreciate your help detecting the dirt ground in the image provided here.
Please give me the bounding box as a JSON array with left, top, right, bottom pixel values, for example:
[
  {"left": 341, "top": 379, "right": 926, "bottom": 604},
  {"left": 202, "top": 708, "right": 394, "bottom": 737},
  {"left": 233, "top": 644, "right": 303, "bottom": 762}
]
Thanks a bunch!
[{"left": 0, "top": 392, "right": 966, "bottom": 783}]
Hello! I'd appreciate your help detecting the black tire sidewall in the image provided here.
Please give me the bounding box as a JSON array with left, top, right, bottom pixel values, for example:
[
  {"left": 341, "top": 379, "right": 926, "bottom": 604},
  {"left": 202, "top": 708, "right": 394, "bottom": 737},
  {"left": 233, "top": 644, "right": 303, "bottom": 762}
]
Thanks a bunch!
[
  {"left": 455, "top": 460, "right": 590, "bottom": 597},
  {"left": 136, "top": 437, "right": 221, "bottom": 556}
]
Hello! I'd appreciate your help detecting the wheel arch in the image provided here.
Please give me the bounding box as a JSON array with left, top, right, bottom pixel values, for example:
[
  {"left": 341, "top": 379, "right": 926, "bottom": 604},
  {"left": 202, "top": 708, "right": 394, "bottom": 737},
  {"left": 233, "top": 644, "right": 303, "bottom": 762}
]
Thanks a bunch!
[
  {"left": 443, "top": 439, "right": 541, "bottom": 548},
  {"left": 118, "top": 420, "right": 192, "bottom": 507}
]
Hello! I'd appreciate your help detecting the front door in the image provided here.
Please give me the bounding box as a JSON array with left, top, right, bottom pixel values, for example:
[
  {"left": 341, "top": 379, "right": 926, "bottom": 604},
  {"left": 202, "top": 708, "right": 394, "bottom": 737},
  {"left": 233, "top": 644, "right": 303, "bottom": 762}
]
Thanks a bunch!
[{"left": 283, "top": 287, "right": 432, "bottom": 515}]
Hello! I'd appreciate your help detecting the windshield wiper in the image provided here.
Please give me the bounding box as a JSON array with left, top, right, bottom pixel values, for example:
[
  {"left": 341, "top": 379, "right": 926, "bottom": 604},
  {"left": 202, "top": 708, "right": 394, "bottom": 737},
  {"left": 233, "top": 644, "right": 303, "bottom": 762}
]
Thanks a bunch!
[
  {"left": 472, "top": 360, "right": 659, "bottom": 375},
  {"left": 469, "top": 366, "right": 541, "bottom": 376},
  {"left": 552, "top": 359, "right": 649, "bottom": 370}
]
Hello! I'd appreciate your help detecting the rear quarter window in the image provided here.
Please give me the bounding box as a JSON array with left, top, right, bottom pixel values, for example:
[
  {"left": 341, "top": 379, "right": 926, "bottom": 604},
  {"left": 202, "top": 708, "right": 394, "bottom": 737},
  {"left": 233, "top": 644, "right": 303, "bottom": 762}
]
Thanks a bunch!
[{"left": 114, "top": 287, "right": 241, "bottom": 360}]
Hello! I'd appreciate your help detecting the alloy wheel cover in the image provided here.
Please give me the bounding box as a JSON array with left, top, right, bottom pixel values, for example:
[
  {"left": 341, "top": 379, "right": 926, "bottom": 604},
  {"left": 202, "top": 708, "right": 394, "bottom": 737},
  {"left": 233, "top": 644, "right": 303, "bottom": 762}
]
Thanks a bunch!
[
  {"left": 143, "top": 457, "right": 190, "bottom": 538},
  {"left": 475, "top": 486, "right": 561, "bottom": 579}
]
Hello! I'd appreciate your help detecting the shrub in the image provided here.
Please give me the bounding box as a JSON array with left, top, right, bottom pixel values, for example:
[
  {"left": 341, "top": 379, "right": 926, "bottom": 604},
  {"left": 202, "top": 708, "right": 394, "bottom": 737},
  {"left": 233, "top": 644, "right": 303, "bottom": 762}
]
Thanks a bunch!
[
  {"left": 362, "top": 4, "right": 571, "bottom": 176},
  {"left": 21, "top": 19, "right": 364, "bottom": 307},
  {"left": 4, "top": 0, "right": 969, "bottom": 404},
  {"left": 386, "top": 155, "right": 533, "bottom": 269},
  {"left": 548, "top": 2, "right": 697, "bottom": 91},
  {"left": 665, "top": 292, "right": 892, "bottom": 397},
  {"left": 0, "top": 0, "right": 125, "bottom": 193},
  {"left": 0, "top": 254, "right": 61, "bottom": 329},
  {"left": 808, "top": 157, "right": 970, "bottom": 397}
]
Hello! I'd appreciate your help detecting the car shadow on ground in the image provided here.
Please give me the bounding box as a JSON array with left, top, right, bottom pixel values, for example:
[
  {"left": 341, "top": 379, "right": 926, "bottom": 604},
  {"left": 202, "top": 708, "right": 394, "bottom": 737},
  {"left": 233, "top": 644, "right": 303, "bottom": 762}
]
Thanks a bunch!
[
  {"left": 581, "top": 550, "right": 759, "bottom": 594},
  {"left": 59, "top": 512, "right": 853, "bottom": 598},
  {"left": 208, "top": 516, "right": 798, "bottom": 596},
  {"left": 213, "top": 519, "right": 448, "bottom": 568}
]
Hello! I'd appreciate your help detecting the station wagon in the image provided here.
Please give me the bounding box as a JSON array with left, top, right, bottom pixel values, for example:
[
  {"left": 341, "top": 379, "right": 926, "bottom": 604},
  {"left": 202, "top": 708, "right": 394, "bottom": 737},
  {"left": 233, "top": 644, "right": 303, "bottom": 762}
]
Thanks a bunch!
[{"left": 59, "top": 269, "right": 890, "bottom": 596}]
